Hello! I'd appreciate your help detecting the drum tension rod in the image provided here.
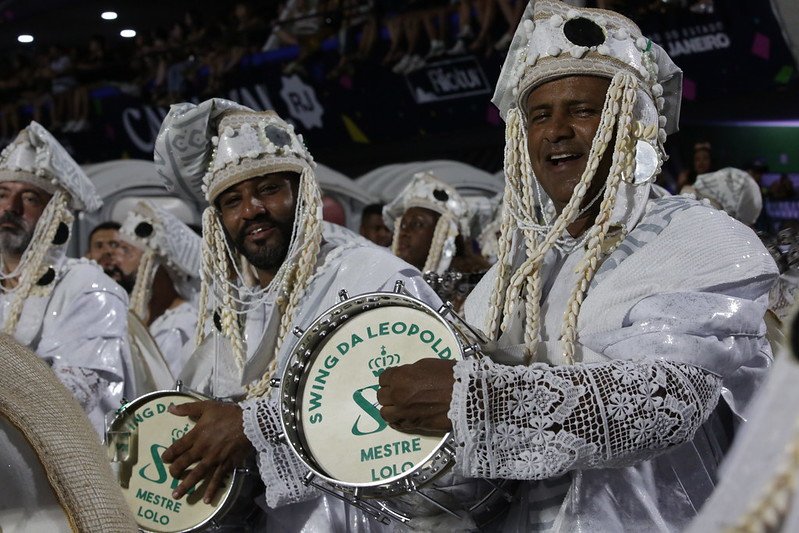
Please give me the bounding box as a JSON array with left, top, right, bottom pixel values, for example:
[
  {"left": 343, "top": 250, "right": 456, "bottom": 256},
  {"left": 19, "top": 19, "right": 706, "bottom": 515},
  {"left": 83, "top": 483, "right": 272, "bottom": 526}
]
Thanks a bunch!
[
  {"left": 293, "top": 326, "right": 305, "bottom": 338},
  {"left": 338, "top": 289, "right": 349, "bottom": 301}
]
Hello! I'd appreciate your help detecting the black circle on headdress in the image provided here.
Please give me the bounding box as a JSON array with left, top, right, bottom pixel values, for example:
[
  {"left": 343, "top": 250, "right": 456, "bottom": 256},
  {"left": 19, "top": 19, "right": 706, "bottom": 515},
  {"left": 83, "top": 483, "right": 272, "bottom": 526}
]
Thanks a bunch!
[
  {"left": 52, "top": 222, "right": 69, "bottom": 245},
  {"left": 36, "top": 267, "right": 56, "bottom": 286},
  {"left": 563, "top": 18, "right": 606, "bottom": 48},
  {"left": 264, "top": 125, "right": 292, "bottom": 147},
  {"left": 433, "top": 189, "right": 449, "bottom": 202},
  {"left": 135, "top": 222, "right": 154, "bottom": 238}
]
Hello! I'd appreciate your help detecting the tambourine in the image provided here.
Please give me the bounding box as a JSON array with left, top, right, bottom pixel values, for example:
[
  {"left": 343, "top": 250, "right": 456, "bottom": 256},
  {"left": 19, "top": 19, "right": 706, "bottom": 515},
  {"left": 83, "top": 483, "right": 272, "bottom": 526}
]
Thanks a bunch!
[
  {"left": 105, "top": 385, "right": 257, "bottom": 532},
  {"left": 277, "top": 281, "right": 512, "bottom": 525}
]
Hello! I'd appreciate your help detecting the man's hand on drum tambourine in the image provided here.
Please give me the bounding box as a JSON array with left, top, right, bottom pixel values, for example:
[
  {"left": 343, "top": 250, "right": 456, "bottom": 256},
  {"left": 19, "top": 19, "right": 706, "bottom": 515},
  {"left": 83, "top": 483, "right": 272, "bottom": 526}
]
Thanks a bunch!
[
  {"left": 161, "top": 401, "right": 253, "bottom": 503},
  {"left": 378, "top": 358, "right": 456, "bottom": 435}
]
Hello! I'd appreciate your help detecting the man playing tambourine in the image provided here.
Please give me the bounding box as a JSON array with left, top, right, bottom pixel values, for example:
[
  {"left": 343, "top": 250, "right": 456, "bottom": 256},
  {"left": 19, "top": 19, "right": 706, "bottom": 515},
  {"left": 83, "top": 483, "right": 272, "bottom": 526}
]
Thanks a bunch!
[
  {"left": 379, "top": 1, "right": 775, "bottom": 531},
  {"left": 154, "top": 102, "right": 441, "bottom": 529}
]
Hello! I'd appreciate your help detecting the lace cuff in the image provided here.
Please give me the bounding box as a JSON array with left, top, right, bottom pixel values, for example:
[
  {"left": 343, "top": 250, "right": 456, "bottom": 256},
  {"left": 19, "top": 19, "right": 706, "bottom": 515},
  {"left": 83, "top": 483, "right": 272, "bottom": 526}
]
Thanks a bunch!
[
  {"left": 449, "top": 358, "right": 722, "bottom": 480},
  {"left": 52, "top": 366, "right": 110, "bottom": 414},
  {"left": 240, "top": 395, "right": 319, "bottom": 508}
]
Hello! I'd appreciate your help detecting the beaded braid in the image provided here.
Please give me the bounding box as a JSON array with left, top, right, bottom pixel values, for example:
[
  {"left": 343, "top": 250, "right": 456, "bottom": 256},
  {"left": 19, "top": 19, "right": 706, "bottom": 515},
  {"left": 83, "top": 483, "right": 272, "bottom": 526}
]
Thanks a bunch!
[
  {"left": 485, "top": 114, "right": 524, "bottom": 337},
  {"left": 3, "top": 191, "right": 71, "bottom": 335},
  {"left": 422, "top": 216, "right": 456, "bottom": 273},
  {"left": 129, "top": 249, "right": 158, "bottom": 323},
  {"left": 194, "top": 207, "right": 217, "bottom": 348},
  {"left": 246, "top": 166, "right": 323, "bottom": 398},
  {"left": 390, "top": 214, "right": 403, "bottom": 256},
  {"left": 559, "top": 73, "right": 638, "bottom": 364},
  {"left": 210, "top": 212, "right": 247, "bottom": 370}
]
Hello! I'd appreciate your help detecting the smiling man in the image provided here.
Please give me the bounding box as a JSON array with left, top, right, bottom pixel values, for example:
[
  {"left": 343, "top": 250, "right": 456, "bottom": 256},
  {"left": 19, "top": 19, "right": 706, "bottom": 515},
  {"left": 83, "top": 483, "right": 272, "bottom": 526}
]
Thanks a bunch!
[
  {"left": 0, "top": 122, "right": 131, "bottom": 434},
  {"left": 154, "top": 101, "right": 438, "bottom": 529},
  {"left": 377, "top": 1, "right": 777, "bottom": 530}
]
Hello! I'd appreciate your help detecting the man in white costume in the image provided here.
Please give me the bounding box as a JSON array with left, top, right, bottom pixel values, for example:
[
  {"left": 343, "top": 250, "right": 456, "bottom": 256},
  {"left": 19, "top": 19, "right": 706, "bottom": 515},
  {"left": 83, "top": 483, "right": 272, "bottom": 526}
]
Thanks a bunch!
[
  {"left": 119, "top": 200, "right": 201, "bottom": 376},
  {"left": 377, "top": 1, "right": 778, "bottom": 531},
  {"left": 153, "top": 100, "right": 439, "bottom": 530},
  {"left": 0, "top": 121, "right": 130, "bottom": 434}
]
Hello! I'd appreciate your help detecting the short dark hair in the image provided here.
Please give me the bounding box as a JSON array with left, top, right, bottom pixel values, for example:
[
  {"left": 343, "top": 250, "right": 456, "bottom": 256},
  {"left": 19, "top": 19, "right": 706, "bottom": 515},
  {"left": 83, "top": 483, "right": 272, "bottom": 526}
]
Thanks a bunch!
[
  {"left": 361, "top": 203, "right": 385, "bottom": 218},
  {"left": 89, "top": 221, "right": 121, "bottom": 241}
]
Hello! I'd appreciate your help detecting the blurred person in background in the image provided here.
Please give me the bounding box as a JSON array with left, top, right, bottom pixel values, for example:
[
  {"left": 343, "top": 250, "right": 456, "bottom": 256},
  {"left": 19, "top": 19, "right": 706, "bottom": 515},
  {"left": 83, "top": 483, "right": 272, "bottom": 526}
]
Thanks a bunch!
[{"left": 359, "top": 203, "right": 392, "bottom": 246}]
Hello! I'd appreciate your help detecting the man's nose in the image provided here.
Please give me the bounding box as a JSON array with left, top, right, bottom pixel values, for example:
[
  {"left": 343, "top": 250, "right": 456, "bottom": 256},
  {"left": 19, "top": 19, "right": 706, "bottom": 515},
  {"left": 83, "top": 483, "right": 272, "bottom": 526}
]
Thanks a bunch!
[
  {"left": 0, "top": 195, "right": 23, "bottom": 215},
  {"left": 240, "top": 195, "right": 266, "bottom": 219},
  {"left": 543, "top": 113, "right": 574, "bottom": 144}
]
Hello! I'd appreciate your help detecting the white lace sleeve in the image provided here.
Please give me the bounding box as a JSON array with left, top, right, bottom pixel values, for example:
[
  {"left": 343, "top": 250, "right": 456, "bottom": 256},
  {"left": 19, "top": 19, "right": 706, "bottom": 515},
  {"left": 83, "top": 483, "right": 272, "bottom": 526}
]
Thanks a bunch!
[
  {"left": 449, "top": 358, "right": 722, "bottom": 480},
  {"left": 240, "top": 394, "right": 319, "bottom": 508},
  {"left": 51, "top": 366, "right": 110, "bottom": 414}
]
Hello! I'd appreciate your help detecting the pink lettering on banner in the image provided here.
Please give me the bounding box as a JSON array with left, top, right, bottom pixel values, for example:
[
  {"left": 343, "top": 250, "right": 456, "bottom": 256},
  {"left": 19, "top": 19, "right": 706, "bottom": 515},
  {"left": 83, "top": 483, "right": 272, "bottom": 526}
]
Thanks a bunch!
[{"left": 751, "top": 32, "right": 770, "bottom": 60}]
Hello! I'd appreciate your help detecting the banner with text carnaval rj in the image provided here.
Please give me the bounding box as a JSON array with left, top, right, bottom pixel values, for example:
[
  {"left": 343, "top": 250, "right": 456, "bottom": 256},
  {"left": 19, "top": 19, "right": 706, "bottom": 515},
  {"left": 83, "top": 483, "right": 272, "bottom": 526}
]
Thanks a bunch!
[{"left": 67, "top": 56, "right": 504, "bottom": 165}]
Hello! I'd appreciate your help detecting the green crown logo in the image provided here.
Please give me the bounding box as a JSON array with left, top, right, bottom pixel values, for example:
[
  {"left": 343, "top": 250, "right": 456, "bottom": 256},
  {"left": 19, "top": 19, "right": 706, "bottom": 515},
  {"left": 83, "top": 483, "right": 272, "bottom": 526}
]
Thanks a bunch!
[{"left": 368, "top": 345, "right": 401, "bottom": 377}]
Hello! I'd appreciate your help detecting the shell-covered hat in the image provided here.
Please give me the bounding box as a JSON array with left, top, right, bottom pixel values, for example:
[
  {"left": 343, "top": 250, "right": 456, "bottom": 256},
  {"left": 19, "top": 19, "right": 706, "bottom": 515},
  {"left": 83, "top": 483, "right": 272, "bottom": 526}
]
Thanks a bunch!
[
  {"left": 384, "top": 171, "right": 471, "bottom": 236},
  {"left": 120, "top": 200, "right": 201, "bottom": 284},
  {"left": 494, "top": 0, "right": 682, "bottom": 141},
  {"left": 385, "top": 171, "right": 471, "bottom": 274},
  {"left": 154, "top": 98, "right": 314, "bottom": 204},
  {"left": 693, "top": 167, "right": 763, "bottom": 226},
  {"left": 0, "top": 122, "right": 101, "bottom": 212}
]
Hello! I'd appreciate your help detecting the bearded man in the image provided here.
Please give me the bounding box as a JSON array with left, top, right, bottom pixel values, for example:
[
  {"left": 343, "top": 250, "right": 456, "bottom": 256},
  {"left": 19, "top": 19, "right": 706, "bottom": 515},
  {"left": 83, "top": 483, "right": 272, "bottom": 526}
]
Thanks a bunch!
[
  {"left": 153, "top": 101, "right": 439, "bottom": 530},
  {"left": 0, "top": 122, "right": 131, "bottom": 433}
]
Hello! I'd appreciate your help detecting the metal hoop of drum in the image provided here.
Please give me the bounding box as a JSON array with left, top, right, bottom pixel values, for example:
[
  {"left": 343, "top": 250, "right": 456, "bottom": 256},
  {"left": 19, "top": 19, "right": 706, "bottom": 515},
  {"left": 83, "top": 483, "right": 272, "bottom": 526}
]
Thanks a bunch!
[
  {"left": 278, "top": 281, "right": 514, "bottom": 526},
  {"left": 105, "top": 385, "right": 258, "bottom": 532}
]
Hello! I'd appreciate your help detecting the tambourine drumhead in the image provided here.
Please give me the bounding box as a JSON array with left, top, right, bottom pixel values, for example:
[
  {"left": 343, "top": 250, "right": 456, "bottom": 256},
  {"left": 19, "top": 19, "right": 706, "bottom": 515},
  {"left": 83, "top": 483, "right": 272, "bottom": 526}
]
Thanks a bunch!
[
  {"left": 288, "top": 296, "right": 462, "bottom": 488},
  {"left": 107, "top": 391, "right": 236, "bottom": 533}
]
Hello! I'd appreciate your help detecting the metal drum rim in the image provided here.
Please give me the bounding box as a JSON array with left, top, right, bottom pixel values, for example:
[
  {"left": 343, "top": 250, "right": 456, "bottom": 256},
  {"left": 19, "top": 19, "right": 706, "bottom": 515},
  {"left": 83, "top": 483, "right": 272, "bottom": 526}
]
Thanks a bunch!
[
  {"left": 108, "top": 389, "right": 244, "bottom": 533},
  {"left": 279, "top": 291, "right": 466, "bottom": 495}
]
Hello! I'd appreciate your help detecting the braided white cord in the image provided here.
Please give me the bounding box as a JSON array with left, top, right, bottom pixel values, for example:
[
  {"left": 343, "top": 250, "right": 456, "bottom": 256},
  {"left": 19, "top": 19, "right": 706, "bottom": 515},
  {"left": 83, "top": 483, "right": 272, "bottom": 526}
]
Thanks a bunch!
[
  {"left": 194, "top": 207, "right": 217, "bottom": 348},
  {"left": 559, "top": 73, "right": 638, "bottom": 364},
  {"left": 130, "top": 249, "right": 158, "bottom": 322},
  {"left": 3, "top": 191, "right": 70, "bottom": 335},
  {"left": 486, "top": 113, "right": 524, "bottom": 338},
  {"left": 246, "top": 167, "right": 322, "bottom": 399},
  {"left": 390, "top": 214, "right": 403, "bottom": 256},
  {"left": 423, "top": 216, "right": 455, "bottom": 273}
]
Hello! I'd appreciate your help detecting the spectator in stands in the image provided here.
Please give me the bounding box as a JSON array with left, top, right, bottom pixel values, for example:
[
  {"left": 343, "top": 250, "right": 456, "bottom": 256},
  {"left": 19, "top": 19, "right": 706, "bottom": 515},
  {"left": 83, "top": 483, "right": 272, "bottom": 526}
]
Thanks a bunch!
[
  {"left": 771, "top": 173, "right": 796, "bottom": 201},
  {"left": 47, "top": 45, "right": 76, "bottom": 132},
  {"left": 359, "top": 203, "right": 392, "bottom": 246},
  {"left": 678, "top": 140, "right": 714, "bottom": 192},
  {"left": 70, "top": 36, "right": 109, "bottom": 132}
]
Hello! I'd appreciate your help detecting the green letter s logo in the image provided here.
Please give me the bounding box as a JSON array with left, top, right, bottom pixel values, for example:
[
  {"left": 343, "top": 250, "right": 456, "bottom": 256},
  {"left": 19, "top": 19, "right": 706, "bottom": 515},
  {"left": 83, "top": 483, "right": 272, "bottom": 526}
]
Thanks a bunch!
[{"left": 351, "top": 385, "right": 388, "bottom": 436}]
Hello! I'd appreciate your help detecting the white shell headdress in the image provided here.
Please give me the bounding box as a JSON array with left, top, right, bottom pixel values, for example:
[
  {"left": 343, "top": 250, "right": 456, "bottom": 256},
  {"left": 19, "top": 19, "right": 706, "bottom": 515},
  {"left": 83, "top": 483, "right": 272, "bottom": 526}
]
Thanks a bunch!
[
  {"left": 693, "top": 168, "right": 763, "bottom": 226},
  {"left": 0, "top": 122, "right": 102, "bottom": 212},
  {"left": 485, "top": 0, "right": 684, "bottom": 365},
  {"left": 120, "top": 200, "right": 202, "bottom": 321},
  {"left": 153, "top": 99, "right": 323, "bottom": 399},
  {"left": 384, "top": 171, "right": 471, "bottom": 274}
]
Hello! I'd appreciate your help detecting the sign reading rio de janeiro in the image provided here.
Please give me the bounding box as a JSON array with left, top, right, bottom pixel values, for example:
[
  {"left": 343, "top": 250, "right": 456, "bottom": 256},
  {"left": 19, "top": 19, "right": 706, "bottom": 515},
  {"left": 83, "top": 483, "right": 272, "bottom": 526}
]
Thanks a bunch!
[
  {"left": 300, "top": 306, "right": 458, "bottom": 484},
  {"left": 109, "top": 393, "right": 232, "bottom": 533}
]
